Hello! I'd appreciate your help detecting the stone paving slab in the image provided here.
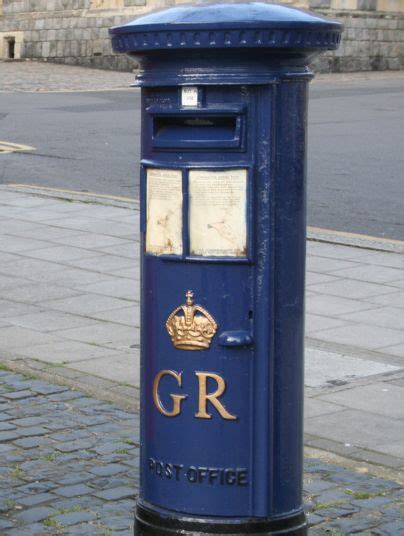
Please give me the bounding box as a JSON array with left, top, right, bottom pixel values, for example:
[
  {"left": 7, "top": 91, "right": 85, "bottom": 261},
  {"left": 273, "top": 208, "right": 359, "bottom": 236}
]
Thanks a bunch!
[
  {"left": 11, "top": 340, "right": 119, "bottom": 364},
  {"left": 1, "top": 372, "right": 403, "bottom": 535},
  {"left": 70, "top": 353, "right": 140, "bottom": 386},
  {"left": 305, "top": 409, "right": 402, "bottom": 451},
  {"left": 310, "top": 322, "right": 404, "bottom": 351},
  {"left": 318, "top": 381, "right": 404, "bottom": 419},
  {"left": 303, "top": 347, "right": 399, "bottom": 388}
]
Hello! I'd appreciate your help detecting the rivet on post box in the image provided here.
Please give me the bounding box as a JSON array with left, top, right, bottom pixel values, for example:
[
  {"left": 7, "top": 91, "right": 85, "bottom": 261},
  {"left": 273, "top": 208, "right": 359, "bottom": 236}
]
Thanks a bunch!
[{"left": 109, "top": 3, "right": 342, "bottom": 535}]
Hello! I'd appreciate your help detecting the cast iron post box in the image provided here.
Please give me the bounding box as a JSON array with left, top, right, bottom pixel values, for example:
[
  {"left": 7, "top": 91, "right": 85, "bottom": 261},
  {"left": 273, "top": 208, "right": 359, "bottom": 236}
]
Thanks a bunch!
[{"left": 110, "top": 3, "right": 342, "bottom": 535}]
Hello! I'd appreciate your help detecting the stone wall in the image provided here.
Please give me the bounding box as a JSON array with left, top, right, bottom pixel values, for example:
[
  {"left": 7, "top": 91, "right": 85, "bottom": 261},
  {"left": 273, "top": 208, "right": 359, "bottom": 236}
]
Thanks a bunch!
[
  {"left": 0, "top": 0, "right": 403, "bottom": 72},
  {"left": 314, "top": 10, "right": 403, "bottom": 71},
  {"left": 0, "top": 0, "right": 161, "bottom": 70}
]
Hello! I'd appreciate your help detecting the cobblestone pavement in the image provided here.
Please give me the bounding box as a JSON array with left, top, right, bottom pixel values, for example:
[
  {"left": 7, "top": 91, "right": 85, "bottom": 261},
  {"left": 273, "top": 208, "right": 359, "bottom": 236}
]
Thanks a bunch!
[
  {"left": 0, "top": 371, "right": 138, "bottom": 535},
  {"left": 1, "top": 371, "right": 403, "bottom": 535}
]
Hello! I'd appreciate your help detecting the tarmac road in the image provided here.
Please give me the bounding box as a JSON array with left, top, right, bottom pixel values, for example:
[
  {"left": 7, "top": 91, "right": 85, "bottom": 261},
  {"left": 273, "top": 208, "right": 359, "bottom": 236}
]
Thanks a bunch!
[{"left": 0, "top": 70, "right": 403, "bottom": 240}]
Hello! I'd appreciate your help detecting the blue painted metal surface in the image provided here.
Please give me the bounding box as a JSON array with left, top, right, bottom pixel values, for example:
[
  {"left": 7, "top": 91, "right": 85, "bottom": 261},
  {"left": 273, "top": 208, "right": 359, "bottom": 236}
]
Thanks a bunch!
[
  {"left": 110, "top": 3, "right": 342, "bottom": 533},
  {"left": 110, "top": 2, "right": 341, "bottom": 53}
]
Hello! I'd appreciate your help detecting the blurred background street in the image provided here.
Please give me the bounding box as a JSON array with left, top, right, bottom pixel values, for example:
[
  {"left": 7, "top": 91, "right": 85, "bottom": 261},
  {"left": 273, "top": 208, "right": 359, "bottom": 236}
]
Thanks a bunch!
[{"left": 1, "top": 63, "right": 403, "bottom": 240}]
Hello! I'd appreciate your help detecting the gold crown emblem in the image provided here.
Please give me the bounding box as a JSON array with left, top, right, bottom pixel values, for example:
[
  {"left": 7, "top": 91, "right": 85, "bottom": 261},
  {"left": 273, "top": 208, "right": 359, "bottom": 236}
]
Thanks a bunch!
[{"left": 166, "top": 291, "right": 218, "bottom": 350}]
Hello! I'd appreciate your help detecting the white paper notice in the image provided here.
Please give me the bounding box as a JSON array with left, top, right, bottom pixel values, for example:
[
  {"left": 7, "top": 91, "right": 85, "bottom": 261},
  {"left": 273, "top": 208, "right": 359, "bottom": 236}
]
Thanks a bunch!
[
  {"left": 146, "top": 168, "right": 183, "bottom": 256},
  {"left": 181, "top": 87, "right": 198, "bottom": 107},
  {"left": 189, "top": 169, "right": 247, "bottom": 257}
]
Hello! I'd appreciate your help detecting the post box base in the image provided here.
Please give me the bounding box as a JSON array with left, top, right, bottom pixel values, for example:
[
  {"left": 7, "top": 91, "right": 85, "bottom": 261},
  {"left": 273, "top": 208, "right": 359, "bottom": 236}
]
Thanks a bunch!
[{"left": 135, "top": 502, "right": 307, "bottom": 535}]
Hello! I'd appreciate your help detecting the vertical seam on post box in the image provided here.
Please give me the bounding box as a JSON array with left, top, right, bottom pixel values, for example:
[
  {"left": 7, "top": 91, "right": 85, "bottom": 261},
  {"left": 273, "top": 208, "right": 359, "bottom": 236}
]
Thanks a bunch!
[
  {"left": 140, "top": 164, "right": 147, "bottom": 235},
  {"left": 247, "top": 166, "right": 254, "bottom": 262},
  {"left": 268, "top": 80, "right": 277, "bottom": 516},
  {"left": 251, "top": 83, "right": 276, "bottom": 516},
  {"left": 140, "top": 91, "right": 147, "bottom": 504},
  {"left": 182, "top": 168, "right": 189, "bottom": 258}
]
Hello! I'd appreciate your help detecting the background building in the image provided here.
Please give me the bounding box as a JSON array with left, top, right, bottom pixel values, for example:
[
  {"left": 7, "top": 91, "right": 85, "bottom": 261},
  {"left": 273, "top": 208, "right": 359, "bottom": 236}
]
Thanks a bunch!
[{"left": 0, "top": 0, "right": 403, "bottom": 72}]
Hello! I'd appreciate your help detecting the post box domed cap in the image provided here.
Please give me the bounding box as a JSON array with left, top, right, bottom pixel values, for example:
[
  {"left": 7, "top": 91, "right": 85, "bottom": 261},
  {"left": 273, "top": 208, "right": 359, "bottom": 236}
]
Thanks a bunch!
[{"left": 110, "top": 1, "right": 342, "bottom": 53}]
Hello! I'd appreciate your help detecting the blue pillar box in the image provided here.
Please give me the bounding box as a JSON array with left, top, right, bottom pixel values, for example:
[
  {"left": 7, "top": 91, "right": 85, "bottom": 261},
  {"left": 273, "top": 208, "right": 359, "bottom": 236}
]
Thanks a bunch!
[{"left": 110, "top": 3, "right": 342, "bottom": 534}]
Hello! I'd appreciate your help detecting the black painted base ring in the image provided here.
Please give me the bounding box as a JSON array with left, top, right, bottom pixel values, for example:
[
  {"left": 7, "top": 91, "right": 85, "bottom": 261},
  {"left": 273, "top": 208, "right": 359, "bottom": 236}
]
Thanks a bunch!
[{"left": 135, "top": 501, "right": 307, "bottom": 535}]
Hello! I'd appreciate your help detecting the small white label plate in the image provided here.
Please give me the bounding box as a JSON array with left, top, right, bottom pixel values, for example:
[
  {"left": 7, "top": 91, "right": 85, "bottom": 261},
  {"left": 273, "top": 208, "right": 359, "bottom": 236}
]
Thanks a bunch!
[{"left": 181, "top": 86, "right": 198, "bottom": 107}]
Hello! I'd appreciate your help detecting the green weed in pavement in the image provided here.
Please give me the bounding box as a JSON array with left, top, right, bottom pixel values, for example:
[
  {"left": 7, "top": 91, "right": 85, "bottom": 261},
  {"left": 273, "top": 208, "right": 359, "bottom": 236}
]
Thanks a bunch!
[
  {"left": 43, "top": 518, "right": 64, "bottom": 530},
  {"left": 344, "top": 488, "right": 386, "bottom": 500},
  {"left": 9, "top": 466, "right": 24, "bottom": 479},
  {"left": 113, "top": 436, "right": 136, "bottom": 446},
  {"left": 54, "top": 505, "right": 89, "bottom": 515},
  {"left": 115, "top": 448, "right": 129, "bottom": 455},
  {"left": 40, "top": 452, "right": 61, "bottom": 462},
  {"left": 313, "top": 500, "right": 346, "bottom": 511},
  {"left": 5, "top": 499, "right": 17, "bottom": 510}
]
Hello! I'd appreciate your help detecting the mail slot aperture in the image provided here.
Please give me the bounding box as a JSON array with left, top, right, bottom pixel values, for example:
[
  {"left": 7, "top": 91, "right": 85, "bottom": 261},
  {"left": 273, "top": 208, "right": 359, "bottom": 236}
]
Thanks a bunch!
[
  {"left": 153, "top": 115, "right": 240, "bottom": 147},
  {"left": 147, "top": 105, "right": 245, "bottom": 150}
]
